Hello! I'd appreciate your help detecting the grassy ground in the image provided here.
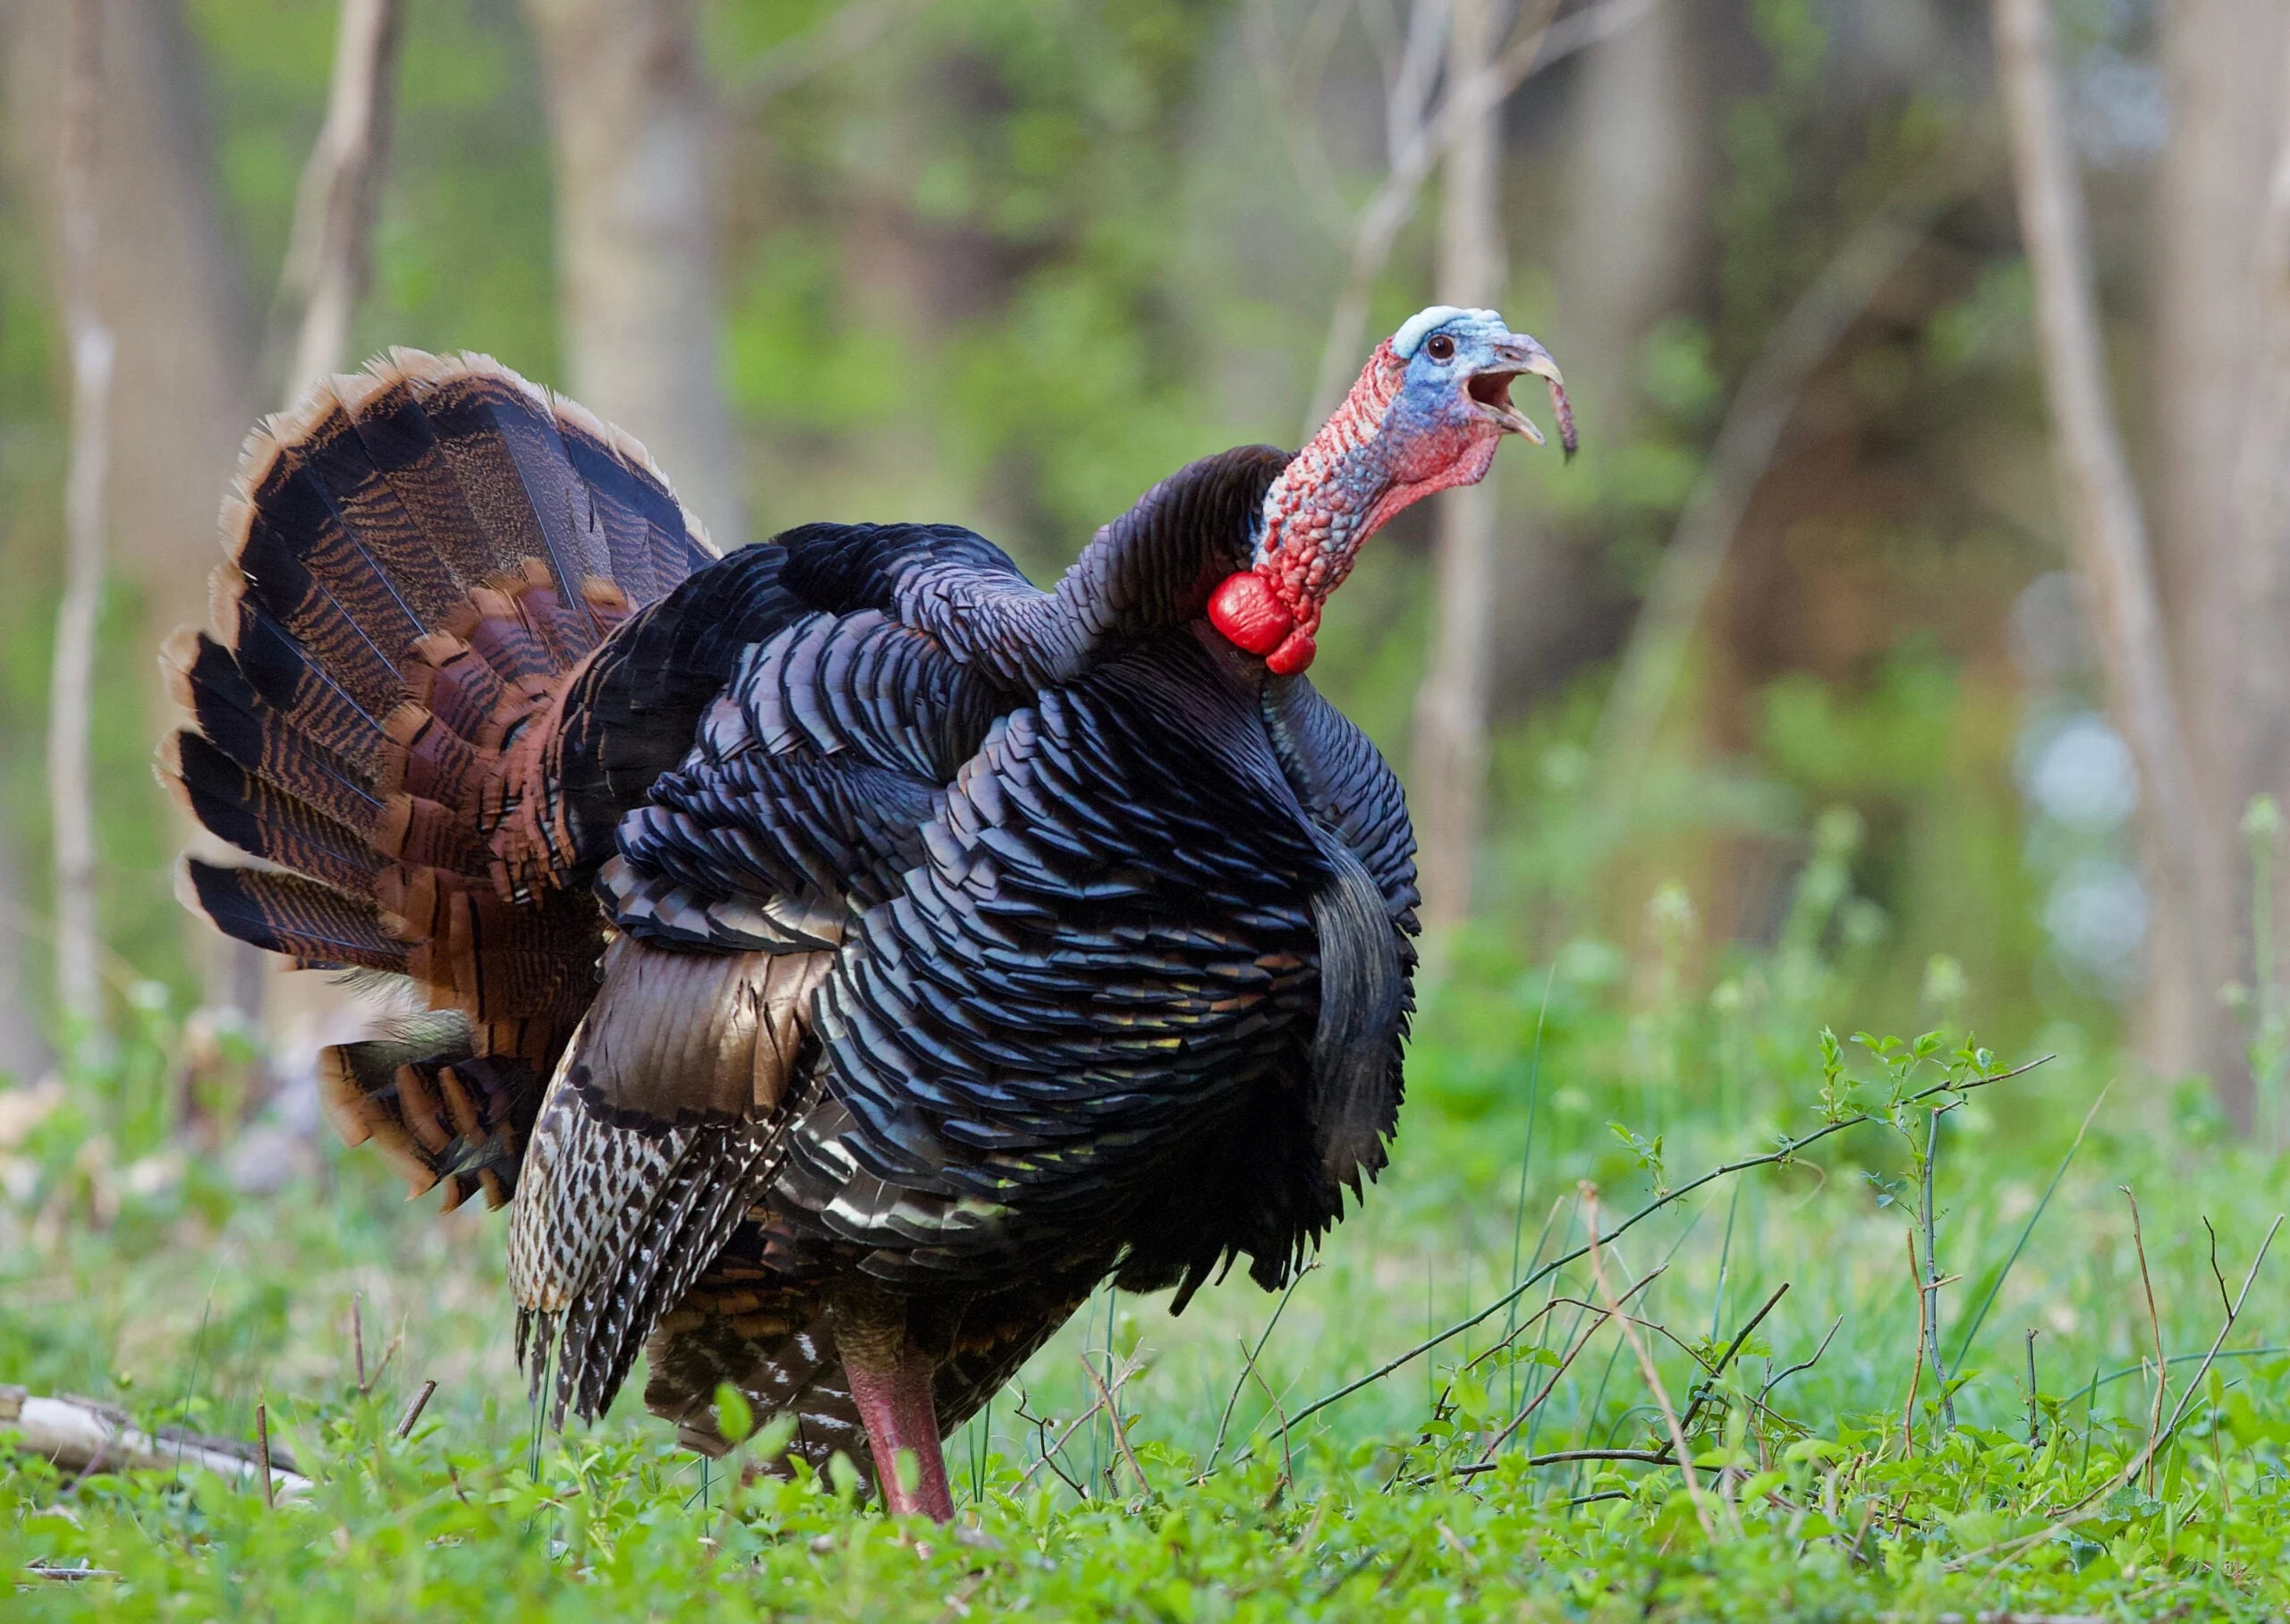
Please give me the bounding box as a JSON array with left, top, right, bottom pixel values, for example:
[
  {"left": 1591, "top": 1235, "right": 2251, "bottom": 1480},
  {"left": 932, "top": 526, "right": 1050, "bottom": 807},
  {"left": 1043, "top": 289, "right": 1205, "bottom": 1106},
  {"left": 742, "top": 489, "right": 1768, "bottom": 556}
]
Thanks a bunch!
[{"left": 8, "top": 934, "right": 2290, "bottom": 1619}]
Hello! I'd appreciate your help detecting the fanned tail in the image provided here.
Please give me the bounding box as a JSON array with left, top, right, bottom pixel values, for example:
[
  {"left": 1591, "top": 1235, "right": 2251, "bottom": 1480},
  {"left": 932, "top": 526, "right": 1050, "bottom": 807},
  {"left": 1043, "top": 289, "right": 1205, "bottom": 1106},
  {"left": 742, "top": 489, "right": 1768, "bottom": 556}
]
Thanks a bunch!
[{"left": 161, "top": 350, "right": 719, "bottom": 1209}]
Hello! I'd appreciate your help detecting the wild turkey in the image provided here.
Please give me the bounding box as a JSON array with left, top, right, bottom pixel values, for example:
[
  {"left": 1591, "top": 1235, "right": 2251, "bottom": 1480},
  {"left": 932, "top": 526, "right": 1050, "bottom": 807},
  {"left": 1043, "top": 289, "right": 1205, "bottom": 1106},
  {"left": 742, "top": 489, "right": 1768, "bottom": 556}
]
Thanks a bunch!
[{"left": 161, "top": 308, "right": 1572, "bottom": 1518}]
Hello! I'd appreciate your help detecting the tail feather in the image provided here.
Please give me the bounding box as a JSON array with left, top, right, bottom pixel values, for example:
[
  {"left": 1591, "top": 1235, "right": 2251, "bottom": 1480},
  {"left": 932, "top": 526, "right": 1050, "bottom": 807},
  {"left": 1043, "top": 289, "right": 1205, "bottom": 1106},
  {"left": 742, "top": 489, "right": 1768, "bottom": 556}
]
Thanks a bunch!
[
  {"left": 179, "top": 861, "right": 408, "bottom": 973},
  {"left": 163, "top": 349, "right": 726, "bottom": 1210},
  {"left": 163, "top": 732, "right": 386, "bottom": 895}
]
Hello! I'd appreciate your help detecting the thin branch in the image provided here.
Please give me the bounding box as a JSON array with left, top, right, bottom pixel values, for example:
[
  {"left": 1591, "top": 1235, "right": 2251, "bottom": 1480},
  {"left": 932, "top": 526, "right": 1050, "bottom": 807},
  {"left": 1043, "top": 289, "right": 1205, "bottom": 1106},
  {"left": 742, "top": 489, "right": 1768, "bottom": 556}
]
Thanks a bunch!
[
  {"left": 1431, "top": 1270, "right": 1666, "bottom": 1482},
  {"left": 2120, "top": 1186, "right": 2167, "bottom": 1495},
  {"left": 1677, "top": 1281, "right": 1790, "bottom": 1437},
  {"left": 1206, "top": 1262, "right": 1314, "bottom": 1473},
  {"left": 1013, "top": 1398, "right": 1104, "bottom": 1494},
  {"left": 1757, "top": 1315, "right": 1843, "bottom": 1408},
  {"left": 1076, "top": 1355, "right": 1149, "bottom": 1498},
  {"left": 1584, "top": 1186, "right": 1714, "bottom": 1539},
  {"left": 1920, "top": 1106, "right": 1958, "bottom": 1431},
  {"left": 394, "top": 1379, "right": 437, "bottom": 1442},
  {"left": 255, "top": 1403, "right": 274, "bottom": 1510},
  {"left": 1902, "top": 1232, "right": 1926, "bottom": 1459}
]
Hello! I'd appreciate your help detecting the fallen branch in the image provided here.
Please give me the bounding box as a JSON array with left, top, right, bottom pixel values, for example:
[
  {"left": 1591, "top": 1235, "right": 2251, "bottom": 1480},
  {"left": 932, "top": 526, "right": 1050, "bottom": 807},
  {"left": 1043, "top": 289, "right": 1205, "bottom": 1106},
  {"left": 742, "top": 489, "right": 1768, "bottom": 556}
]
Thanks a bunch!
[{"left": 0, "top": 1386, "right": 310, "bottom": 1499}]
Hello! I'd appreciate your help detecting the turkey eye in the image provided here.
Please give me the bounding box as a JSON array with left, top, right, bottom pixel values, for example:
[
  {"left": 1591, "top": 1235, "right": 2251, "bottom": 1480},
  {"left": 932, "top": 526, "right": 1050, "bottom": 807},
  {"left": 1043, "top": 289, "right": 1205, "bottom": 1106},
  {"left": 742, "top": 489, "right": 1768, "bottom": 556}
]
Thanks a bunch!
[{"left": 1425, "top": 333, "right": 1455, "bottom": 361}]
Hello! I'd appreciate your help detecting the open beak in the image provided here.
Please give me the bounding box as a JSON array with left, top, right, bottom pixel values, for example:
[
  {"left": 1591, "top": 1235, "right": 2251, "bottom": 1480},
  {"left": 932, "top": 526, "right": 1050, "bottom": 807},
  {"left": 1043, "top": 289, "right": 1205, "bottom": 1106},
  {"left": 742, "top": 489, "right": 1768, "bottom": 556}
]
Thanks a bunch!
[{"left": 1467, "top": 334, "right": 1578, "bottom": 459}]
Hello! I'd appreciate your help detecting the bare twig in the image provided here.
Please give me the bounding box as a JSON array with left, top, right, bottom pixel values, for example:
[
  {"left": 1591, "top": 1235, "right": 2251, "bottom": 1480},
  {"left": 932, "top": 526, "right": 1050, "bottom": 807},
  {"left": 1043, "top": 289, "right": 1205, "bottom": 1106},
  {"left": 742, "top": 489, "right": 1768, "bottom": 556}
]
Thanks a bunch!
[
  {"left": 1677, "top": 1281, "right": 1790, "bottom": 1436},
  {"left": 1902, "top": 1233, "right": 1925, "bottom": 1459},
  {"left": 2205, "top": 1216, "right": 2234, "bottom": 1316},
  {"left": 1521, "top": 1446, "right": 1673, "bottom": 1467},
  {"left": 1245, "top": 1352, "right": 1297, "bottom": 1493},
  {"left": 394, "top": 1379, "right": 437, "bottom": 1442},
  {"left": 1075, "top": 1356, "right": 1148, "bottom": 1498},
  {"left": 2120, "top": 1187, "right": 2167, "bottom": 1494},
  {"left": 1920, "top": 1107, "right": 1958, "bottom": 1430},
  {"left": 1758, "top": 1315, "right": 1843, "bottom": 1408},
  {"left": 1206, "top": 1262, "right": 1313, "bottom": 1472},
  {"left": 2026, "top": 1329, "right": 2042, "bottom": 1446},
  {"left": 1585, "top": 1186, "right": 1713, "bottom": 1538},
  {"left": 352, "top": 1292, "right": 368, "bottom": 1393},
  {"left": 1228, "top": 1054, "right": 2051, "bottom": 1461},
  {"left": 273, "top": 0, "right": 404, "bottom": 394},
  {"left": 49, "top": 0, "right": 112, "bottom": 1044},
  {"left": 1995, "top": 0, "right": 2207, "bottom": 969},
  {"left": 255, "top": 1402, "right": 275, "bottom": 1509}
]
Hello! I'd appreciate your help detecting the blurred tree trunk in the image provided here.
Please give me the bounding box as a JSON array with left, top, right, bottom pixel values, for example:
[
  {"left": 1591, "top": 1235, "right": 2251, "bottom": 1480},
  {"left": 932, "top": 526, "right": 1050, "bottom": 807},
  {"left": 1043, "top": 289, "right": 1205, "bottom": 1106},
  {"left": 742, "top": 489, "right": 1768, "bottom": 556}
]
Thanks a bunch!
[
  {"left": 1412, "top": 0, "right": 1505, "bottom": 935},
  {"left": 1497, "top": 0, "right": 1701, "bottom": 703},
  {"left": 2224, "top": 25, "right": 2290, "bottom": 1139},
  {"left": 1997, "top": 0, "right": 2212, "bottom": 1102},
  {"left": 273, "top": 0, "right": 403, "bottom": 397},
  {"left": 2151, "top": 0, "right": 2290, "bottom": 1116},
  {"left": 522, "top": 0, "right": 746, "bottom": 550},
  {"left": 50, "top": 0, "right": 112, "bottom": 1045},
  {"left": 2, "top": 0, "right": 259, "bottom": 1019}
]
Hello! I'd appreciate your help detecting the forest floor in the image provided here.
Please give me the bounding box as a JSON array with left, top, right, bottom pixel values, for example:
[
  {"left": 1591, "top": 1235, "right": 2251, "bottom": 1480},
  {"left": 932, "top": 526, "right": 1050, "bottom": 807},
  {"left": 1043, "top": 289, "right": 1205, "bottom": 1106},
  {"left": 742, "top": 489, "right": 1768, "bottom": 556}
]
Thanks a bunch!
[{"left": 7, "top": 978, "right": 2290, "bottom": 1620}]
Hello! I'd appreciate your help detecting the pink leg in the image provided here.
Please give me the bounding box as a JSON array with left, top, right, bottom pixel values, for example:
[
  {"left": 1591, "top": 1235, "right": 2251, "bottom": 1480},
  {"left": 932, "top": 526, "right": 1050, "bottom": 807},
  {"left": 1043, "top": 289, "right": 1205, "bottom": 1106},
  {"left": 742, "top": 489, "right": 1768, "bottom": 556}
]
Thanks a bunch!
[{"left": 839, "top": 1305, "right": 954, "bottom": 1521}]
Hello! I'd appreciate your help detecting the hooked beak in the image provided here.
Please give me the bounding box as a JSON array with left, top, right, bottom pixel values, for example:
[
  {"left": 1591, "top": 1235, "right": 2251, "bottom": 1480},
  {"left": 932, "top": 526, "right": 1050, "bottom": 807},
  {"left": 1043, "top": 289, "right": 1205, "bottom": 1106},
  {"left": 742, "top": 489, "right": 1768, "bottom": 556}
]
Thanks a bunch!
[{"left": 1465, "top": 334, "right": 1578, "bottom": 459}]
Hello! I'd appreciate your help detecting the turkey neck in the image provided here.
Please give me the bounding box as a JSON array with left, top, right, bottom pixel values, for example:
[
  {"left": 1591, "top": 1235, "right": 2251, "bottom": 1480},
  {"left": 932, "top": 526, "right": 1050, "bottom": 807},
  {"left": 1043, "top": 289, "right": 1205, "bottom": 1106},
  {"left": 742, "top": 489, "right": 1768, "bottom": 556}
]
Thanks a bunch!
[{"left": 1250, "top": 357, "right": 1407, "bottom": 641}]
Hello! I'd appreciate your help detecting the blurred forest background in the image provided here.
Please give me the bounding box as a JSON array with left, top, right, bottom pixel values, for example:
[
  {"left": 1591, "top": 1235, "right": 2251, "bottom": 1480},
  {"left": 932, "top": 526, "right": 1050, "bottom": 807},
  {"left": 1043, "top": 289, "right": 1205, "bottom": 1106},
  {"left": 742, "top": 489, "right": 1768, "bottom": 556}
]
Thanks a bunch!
[{"left": 0, "top": 0, "right": 2283, "bottom": 1152}]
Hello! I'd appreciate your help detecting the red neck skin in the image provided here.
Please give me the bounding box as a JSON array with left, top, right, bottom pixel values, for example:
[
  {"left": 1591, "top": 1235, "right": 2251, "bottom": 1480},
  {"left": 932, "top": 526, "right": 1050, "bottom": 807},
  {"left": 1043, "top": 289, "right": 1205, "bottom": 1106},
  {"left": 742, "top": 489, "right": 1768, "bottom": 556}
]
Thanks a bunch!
[{"left": 1209, "top": 341, "right": 1499, "bottom": 674}]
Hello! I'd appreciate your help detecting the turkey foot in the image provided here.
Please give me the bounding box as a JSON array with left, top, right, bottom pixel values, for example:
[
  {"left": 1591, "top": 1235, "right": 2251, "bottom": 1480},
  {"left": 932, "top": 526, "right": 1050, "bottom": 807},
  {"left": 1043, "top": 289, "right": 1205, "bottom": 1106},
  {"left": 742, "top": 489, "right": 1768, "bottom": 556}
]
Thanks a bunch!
[{"left": 835, "top": 1288, "right": 954, "bottom": 1521}]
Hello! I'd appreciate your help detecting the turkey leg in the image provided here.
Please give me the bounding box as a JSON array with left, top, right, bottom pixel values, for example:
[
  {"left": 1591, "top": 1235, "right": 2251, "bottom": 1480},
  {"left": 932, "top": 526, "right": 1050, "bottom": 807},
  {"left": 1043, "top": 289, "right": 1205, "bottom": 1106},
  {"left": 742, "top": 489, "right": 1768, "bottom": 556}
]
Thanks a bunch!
[{"left": 835, "top": 1287, "right": 954, "bottom": 1520}]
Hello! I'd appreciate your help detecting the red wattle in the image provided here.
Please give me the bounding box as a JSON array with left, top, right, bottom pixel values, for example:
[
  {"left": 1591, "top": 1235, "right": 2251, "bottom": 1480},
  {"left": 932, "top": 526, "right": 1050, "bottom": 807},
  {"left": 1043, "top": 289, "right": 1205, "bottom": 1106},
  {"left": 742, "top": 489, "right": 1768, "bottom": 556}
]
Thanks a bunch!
[
  {"left": 1208, "top": 571, "right": 1293, "bottom": 656},
  {"left": 1265, "top": 630, "right": 1317, "bottom": 675}
]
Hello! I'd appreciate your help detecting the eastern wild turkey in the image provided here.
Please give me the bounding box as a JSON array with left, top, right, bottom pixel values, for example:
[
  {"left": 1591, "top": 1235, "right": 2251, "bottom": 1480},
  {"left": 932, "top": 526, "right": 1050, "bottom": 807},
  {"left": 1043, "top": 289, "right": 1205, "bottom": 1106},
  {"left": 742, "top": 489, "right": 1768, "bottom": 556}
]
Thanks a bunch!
[{"left": 161, "top": 308, "right": 1572, "bottom": 1518}]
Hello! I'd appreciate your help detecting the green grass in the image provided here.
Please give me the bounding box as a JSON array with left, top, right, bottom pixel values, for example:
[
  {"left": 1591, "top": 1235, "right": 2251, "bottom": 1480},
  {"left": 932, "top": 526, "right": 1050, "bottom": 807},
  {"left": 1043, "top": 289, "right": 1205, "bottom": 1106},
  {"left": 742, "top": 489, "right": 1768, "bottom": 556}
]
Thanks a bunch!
[{"left": 8, "top": 956, "right": 2290, "bottom": 1619}]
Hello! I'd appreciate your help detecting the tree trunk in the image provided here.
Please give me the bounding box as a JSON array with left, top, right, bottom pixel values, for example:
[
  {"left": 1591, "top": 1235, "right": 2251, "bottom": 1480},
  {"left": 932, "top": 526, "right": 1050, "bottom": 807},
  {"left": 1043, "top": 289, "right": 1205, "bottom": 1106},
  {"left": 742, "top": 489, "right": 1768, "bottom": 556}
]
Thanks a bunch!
[
  {"left": 522, "top": 0, "right": 745, "bottom": 551},
  {"left": 2226, "top": 27, "right": 2290, "bottom": 1140},
  {"left": 2151, "top": 0, "right": 2290, "bottom": 1113},
  {"left": 1997, "top": 0, "right": 2217, "bottom": 1097},
  {"left": 275, "top": 0, "right": 403, "bottom": 395},
  {"left": 3, "top": 0, "right": 265, "bottom": 1019},
  {"left": 1411, "top": 0, "right": 1505, "bottom": 935},
  {"left": 49, "top": 0, "right": 111, "bottom": 1045}
]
